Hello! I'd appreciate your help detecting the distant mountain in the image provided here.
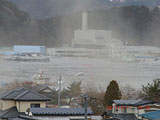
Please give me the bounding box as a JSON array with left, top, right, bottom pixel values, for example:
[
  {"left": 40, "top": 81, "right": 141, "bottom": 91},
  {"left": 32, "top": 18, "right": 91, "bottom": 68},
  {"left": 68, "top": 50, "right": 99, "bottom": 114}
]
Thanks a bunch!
[{"left": 8, "top": 0, "right": 160, "bottom": 18}]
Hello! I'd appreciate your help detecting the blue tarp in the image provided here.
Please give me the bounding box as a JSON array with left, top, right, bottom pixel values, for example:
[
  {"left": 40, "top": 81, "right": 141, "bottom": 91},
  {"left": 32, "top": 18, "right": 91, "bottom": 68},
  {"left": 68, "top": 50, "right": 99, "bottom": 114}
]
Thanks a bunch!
[{"left": 140, "top": 110, "right": 160, "bottom": 120}]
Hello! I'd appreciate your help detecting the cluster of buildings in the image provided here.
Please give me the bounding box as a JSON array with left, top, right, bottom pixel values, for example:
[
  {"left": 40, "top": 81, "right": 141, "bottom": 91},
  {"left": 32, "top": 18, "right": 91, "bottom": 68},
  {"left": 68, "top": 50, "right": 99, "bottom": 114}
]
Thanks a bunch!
[
  {"left": 0, "top": 11, "right": 159, "bottom": 62},
  {"left": 103, "top": 100, "right": 160, "bottom": 120},
  {"left": 47, "top": 10, "right": 160, "bottom": 62},
  {"left": 0, "top": 10, "right": 160, "bottom": 62},
  {"left": 0, "top": 86, "right": 159, "bottom": 120},
  {"left": 47, "top": 11, "right": 122, "bottom": 58},
  {"left": 0, "top": 87, "right": 96, "bottom": 120}
]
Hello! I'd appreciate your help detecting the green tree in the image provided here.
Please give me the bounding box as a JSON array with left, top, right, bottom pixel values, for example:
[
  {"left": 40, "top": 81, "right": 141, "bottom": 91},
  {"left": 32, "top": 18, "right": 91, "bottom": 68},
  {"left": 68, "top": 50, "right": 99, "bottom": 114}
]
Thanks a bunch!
[
  {"left": 62, "top": 81, "right": 82, "bottom": 105},
  {"left": 142, "top": 79, "right": 160, "bottom": 101},
  {"left": 104, "top": 80, "right": 121, "bottom": 106}
]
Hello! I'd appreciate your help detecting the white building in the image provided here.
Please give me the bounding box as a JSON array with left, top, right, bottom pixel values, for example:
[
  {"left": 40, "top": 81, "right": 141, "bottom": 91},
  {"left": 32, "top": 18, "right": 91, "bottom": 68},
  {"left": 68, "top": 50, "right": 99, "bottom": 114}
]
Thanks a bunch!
[{"left": 47, "top": 11, "right": 123, "bottom": 58}]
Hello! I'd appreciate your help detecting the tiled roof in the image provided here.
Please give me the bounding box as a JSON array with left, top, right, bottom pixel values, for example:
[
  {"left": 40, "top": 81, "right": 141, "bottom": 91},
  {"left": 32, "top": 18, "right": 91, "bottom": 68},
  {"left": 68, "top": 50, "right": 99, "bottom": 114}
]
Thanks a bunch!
[
  {"left": 30, "top": 108, "right": 94, "bottom": 116},
  {"left": 0, "top": 106, "right": 19, "bottom": 119},
  {"left": 134, "top": 100, "right": 154, "bottom": 106},
  {"left": 31, "top": 85, "right": 55, "bottom": 92},
  {"left": 140, "top": 110, "right": 160, "bottom": 120},
  {"left": 113, "top": 100, "right": 141, "bottom": 106},
  {"left": 0, "top": 88, "right": 50, "bottom": 101},
  {"left": 113, "top": 100, "right": 157, "bottom": 106}
]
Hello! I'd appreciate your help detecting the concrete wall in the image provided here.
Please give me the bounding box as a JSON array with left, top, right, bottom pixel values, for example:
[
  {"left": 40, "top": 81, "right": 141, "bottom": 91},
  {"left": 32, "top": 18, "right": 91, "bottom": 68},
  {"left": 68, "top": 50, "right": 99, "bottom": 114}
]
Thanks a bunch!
[{"left": 16, "top": 101, "right": 46, "bottom": 112}]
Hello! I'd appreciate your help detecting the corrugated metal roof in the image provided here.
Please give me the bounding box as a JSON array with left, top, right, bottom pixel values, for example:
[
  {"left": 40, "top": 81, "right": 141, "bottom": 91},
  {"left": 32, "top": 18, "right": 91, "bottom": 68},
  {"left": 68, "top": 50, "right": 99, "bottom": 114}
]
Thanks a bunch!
[
  {"left": 0, "top": 88, "right": 50, "bottom": 101},
  {"left": 30, "top": 108, "right": 94, "bottom": 116},
  {"left": 140, "top": 110, "right": 160, "bottom": 120}
]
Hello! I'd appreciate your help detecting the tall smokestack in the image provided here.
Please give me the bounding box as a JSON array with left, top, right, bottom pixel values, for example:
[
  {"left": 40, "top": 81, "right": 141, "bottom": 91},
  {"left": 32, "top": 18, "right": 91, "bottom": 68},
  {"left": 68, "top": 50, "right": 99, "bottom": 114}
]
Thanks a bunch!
[{"left": 82, "top": 10, "right": 88, "bottom": 31}]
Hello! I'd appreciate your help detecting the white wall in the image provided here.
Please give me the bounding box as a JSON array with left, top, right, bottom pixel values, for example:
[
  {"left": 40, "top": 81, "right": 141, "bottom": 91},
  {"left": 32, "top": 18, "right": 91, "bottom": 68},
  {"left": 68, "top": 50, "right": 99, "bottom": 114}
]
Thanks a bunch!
[{"left": 73, "top": 30, "right": 112, "bottom": 45}]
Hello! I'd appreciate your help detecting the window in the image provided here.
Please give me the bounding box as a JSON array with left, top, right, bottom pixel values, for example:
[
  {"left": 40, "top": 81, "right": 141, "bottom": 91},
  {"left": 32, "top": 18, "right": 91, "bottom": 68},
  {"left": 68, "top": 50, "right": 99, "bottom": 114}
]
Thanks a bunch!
[{"left": 30, "top": 104, "right": 40, "bottom": 108}]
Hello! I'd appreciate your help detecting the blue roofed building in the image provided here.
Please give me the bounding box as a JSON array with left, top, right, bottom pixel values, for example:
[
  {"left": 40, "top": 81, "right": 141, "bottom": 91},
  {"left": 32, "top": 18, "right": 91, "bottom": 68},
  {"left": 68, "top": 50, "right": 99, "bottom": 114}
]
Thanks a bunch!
[
  {"left": 140, "top": 110, "right": 160, "bottom": 120},
  {"left": 112, "top": 100, "right": 155, "bottom": 115},
  {"left": 14, "top": 45, "right": 46, "bottom": 56}
]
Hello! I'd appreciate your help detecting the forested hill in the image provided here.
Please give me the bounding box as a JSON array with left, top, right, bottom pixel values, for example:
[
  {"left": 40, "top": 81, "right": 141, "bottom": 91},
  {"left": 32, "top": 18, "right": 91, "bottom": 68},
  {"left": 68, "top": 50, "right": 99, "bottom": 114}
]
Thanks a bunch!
[
  {"left": 8, "top": 0, "right": 160, "bottom": 18},
  {"left": 0, "top": 0, "right": 30, "bottom": 46},
  {"left": 1, "top": 0, "right": 160, "bottom": 47}
]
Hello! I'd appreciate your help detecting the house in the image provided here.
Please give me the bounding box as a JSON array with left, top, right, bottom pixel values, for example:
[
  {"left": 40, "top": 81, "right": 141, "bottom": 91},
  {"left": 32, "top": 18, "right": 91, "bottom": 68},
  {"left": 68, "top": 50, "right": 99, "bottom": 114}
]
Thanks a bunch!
[
  {"left": 140, "top": 110, "right": 160, "bottom": 120},
  {"left": 28, "top": 107, "right": 94, "bottom": 120},
  {"left": 31, "top": 85, "right": 57, "bottom": 106},
  {"left": 31, "top": 85, "right": 56, "bottom": 99},
  {"left": 0, "top": 88, "right": 50, "bottom": 112},
  {"left": 112, "top": 100, "right": 156, "bottom": 115}
]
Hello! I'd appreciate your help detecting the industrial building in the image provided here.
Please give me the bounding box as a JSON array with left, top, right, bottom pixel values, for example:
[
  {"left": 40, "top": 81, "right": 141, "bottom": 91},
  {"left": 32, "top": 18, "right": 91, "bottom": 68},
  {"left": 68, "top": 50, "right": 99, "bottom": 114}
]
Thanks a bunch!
[
  {"left": 72, "top": 11, "right": 114, "bottom": 49},
  {"left": 0, "top": 46, "right": 47, "bottom": 56},
  {"left": 47, "top": 11, "right": 122, "bottom": 58},
  {"left": 14, "top": 45, "right": 46, "bottom": 56}
]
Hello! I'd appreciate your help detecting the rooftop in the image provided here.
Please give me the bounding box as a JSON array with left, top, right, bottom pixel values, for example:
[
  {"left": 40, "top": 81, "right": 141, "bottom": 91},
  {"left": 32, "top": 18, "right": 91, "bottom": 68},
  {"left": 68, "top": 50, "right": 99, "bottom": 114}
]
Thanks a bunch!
[
  {"left": 0, "top": 106, "right": 19, "bottom": 119},
  {"left": 30, "top": 108, "right": 94, "bottom": 116},
  {"left": 0, "top": 88, "right": 50, "bottom": 101},
  {"left": 113, "top": 100, "right": 155, "bottom": 106},
  {"left": 140, "top": 110, "right": 160, "bottom": 120},
  {"left": 31, "top": 85, "right": 55, "bottom": 93}
]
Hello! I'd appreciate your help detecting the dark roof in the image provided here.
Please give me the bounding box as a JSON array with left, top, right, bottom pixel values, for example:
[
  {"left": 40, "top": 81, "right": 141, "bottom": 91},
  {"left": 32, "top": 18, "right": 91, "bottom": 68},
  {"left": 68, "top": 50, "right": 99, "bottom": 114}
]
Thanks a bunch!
[
  {"left": 10, "top": 115, "right": 39, "bottom": 120},
  {"left": 0, "top": 88, "right": 50, "bottom": 101},
  {"left": 134, "top": 100, "right": 155, "bottom": 106},
  {"left": 140, "top": 110, "right": 160, "bottom": 120},
  {"left": 111, "top": 114, "right": 138, "bottom": 120},
  {"left": 106, "top": 117, "right": 121, "bottom": 120},
  {"left": 113, "top": 100, "right": 155, "bottom": 106},
  {"left": 31, "top": 85, "right": 55, "bottom": 93},
  {"left": 30, "top": 108, "right": 94, "bottom": 116},
  {"left": 0, "top": 106, "right": 19, "bottom": 119},
  {"left": 113, "top": 100, "right": 141, "bottom": 106}
]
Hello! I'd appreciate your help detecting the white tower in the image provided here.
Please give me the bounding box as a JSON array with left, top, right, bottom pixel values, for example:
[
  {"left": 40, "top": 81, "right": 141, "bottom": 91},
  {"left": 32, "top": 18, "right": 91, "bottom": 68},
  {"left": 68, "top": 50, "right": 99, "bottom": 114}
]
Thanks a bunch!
[{"left": 82, "top": 10, "right": 88, "bottom": 31}]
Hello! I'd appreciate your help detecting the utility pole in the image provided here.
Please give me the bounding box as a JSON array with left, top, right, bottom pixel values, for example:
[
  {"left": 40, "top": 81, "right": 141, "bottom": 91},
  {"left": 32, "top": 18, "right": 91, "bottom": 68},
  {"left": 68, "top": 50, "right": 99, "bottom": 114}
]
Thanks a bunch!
[
  {"left": 84, "top": 95, "right": 88, "bottom": 120},
  {"left": 58, "top": 76, "right": 62, "bottom": 108},
  {"left": 81, "top": 95, "right": 88, "bottom": 120}
]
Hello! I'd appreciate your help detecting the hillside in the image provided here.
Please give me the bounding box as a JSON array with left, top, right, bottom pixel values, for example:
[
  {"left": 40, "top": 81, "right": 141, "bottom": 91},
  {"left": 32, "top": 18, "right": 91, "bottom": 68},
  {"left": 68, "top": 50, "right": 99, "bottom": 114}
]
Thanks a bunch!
[
  {"left": 1, "top": 0, "right": 160, "bottom": 47},
  {"left": 8, "top": 0, "right": 160, "bottom": 18},
  {"left": 0, "top": 0, "right": 31, "bottom": 46}
]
